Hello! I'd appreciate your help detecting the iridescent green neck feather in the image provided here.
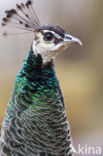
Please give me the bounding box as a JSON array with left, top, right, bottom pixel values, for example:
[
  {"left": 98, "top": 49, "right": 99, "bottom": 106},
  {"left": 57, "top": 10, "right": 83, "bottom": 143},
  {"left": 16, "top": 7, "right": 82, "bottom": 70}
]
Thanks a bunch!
[
  {"left": 1, "top": 48, "right": 72, "bottom": 156},
  {"left": 5, "top": 48, "right": 63, "bottom": 123}
]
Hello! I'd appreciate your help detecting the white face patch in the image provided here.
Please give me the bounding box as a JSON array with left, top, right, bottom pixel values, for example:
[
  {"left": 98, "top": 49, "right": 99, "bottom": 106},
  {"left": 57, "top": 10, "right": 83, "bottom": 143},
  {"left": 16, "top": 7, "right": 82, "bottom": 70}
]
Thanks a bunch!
[{"left": 32, "top": 31, "right": 66, "bottom": 63}]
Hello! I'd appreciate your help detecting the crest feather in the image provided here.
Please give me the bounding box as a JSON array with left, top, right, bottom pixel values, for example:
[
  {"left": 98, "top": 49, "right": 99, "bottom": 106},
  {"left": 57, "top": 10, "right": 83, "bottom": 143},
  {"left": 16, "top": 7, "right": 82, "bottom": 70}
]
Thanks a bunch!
[{"left": 1, "top": 0, "right": 41, "bottom": 35}]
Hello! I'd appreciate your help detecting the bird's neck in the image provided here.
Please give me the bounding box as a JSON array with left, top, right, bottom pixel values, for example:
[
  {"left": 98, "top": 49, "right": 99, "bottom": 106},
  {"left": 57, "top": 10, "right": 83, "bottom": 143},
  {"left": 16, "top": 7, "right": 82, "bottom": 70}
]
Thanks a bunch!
[
  {"left": 15, "top": 48, "right": 58, "bottom": 95},
  {"left": 4, "top": 48, "right": 63, "bottom": 126},
  {"left": 1, "top": 48, "right": 70, "bottom": 156}
]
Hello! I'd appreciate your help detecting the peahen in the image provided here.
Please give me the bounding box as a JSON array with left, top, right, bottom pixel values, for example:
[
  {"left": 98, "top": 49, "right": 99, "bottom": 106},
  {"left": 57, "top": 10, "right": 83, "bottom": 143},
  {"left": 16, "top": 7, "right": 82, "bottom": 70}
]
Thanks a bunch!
[{"left": 0, "top": 1, "right": 82, "bottom": 156}]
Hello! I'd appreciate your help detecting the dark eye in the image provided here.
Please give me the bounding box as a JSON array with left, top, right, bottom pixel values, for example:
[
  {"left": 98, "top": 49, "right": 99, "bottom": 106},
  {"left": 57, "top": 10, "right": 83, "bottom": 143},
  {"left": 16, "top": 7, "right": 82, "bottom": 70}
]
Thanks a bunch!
[{"left": 43, "top": 32, "right": 54, "bottom": 41}]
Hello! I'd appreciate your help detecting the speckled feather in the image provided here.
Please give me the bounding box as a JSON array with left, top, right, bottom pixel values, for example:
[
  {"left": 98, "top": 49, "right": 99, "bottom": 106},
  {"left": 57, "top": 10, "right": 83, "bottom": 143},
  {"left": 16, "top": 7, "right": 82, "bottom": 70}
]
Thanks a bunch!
[{"left": 0, "top": 48, "right": 73, "bottom": 156}]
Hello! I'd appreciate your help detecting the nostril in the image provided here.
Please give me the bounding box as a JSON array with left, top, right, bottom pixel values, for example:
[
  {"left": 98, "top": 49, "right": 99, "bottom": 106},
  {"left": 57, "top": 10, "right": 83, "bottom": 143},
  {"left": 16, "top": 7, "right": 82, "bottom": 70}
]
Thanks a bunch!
[{"left": 66, "top": 36, "right": 72, "bottom": 40}]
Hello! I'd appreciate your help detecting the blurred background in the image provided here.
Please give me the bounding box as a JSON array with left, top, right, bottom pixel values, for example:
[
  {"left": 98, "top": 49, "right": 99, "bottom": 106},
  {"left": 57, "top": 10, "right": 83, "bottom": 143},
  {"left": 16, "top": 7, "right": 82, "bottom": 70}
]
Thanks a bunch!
[{"left": 0, "top": 0, "right": 103, "bottom": 155}]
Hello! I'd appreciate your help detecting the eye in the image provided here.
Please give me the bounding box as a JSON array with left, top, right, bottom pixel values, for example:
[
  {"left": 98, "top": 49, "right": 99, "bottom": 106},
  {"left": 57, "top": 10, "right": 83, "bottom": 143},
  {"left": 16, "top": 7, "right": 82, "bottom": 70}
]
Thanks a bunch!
[{"left": 43, "top": 32, "right": 54, "bottom": 41}]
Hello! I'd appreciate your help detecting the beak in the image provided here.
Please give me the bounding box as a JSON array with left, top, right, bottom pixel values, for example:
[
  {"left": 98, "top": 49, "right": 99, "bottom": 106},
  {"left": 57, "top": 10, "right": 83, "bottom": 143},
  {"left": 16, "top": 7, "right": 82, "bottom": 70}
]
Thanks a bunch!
[{"left": 63, "top": 34, "right": 82, "bottom": 46}]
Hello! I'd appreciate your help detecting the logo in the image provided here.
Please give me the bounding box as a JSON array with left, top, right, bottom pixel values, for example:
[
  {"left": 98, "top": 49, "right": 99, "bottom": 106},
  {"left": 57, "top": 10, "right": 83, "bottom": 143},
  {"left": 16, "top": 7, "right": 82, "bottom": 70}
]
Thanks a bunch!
[{"left": 75, "top": 144, "right": 102, "bottom": 155}]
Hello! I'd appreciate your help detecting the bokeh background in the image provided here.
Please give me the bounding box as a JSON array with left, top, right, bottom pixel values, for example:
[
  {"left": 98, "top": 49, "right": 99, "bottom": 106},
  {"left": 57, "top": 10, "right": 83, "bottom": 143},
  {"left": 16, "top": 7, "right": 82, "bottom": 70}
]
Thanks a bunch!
[{"left": 0, "top": 0, "right": 103, "bottom": 155}]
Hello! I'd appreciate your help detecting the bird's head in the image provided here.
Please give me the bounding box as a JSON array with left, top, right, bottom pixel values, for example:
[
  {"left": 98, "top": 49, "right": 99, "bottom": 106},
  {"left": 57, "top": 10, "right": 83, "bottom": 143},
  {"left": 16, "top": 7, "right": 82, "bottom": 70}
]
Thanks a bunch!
[
  {"left": 32, "top": 25, "right": 82, "bottom": 63},
  {"left": 2, "top": 0, "right": 82, "bottom": 64}
]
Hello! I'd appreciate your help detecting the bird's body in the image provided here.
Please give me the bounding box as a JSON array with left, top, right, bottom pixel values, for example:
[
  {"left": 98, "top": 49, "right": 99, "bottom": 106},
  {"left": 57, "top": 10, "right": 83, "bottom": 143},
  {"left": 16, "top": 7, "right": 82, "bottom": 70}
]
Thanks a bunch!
[
  {"left": 0, "top": 49, "right": 73, "bottom": 156},
  {"left": 0, "top": 1, "right": 82, "bottom": 155}
]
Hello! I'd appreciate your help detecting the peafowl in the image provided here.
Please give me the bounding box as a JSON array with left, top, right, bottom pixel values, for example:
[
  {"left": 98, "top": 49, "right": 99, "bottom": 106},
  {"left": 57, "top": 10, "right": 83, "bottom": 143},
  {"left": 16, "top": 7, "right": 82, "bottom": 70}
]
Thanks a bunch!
[{"left": 0, "top": 1, "right": 82, "bottom": 156}]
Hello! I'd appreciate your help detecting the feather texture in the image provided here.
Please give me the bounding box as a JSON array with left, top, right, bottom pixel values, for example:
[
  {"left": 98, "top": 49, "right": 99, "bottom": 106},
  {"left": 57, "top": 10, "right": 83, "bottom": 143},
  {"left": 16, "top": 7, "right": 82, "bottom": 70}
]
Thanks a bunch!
[
  {"left": 2, "top": 0, "right": 41, "bottom": 34},
  {"left": 0, "top": 48, "right": 73, "bottom": 156}
]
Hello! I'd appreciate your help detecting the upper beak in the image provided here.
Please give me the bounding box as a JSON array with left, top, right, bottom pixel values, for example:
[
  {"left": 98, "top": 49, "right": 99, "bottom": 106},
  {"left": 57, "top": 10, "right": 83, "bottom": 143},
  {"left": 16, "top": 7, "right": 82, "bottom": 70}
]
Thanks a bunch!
[{"left": 63, "top": 34, "right": 82, "bottom": 46}]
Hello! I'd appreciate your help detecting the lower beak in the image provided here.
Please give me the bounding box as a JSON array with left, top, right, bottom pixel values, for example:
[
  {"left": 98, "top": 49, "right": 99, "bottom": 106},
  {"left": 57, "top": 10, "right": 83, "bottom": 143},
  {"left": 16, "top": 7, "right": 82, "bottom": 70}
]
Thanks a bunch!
[{"left": 63, "top": 34, "right": 82, "bottom": 46}]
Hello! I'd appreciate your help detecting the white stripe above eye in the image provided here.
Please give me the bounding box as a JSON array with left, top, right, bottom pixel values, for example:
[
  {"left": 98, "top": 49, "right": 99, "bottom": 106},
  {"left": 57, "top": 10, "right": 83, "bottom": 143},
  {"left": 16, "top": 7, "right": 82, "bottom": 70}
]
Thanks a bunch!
[{"left": 43, "top": 30, "right": 62, "bottom": 39}]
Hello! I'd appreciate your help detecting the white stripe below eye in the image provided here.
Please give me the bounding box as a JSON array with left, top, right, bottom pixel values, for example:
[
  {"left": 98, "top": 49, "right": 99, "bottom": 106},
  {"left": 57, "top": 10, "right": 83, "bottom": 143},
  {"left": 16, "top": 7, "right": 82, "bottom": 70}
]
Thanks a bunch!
[{"left": 43, "top": 30, "right": 61, "bottom": 39}]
